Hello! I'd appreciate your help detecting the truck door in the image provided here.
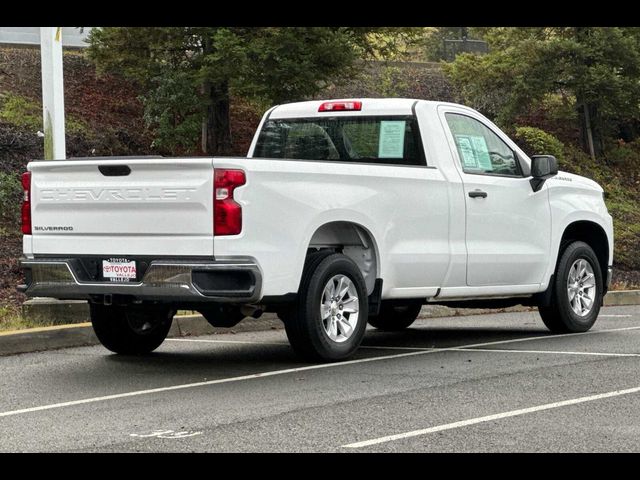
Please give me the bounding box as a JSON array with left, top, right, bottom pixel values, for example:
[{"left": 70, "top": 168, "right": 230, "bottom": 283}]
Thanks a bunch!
[{"left": 441, "top": 110, "right": 551, "bottom": 287}]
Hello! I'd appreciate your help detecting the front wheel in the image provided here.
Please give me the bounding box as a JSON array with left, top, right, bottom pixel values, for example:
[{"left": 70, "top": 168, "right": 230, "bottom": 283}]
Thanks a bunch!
[
  {"left": 538, "top": 241, "right": 603, "bottom": 333},
  {"left": 284, "top": 252, "right": 368, "bottom": 362},
  {"left": 90, "top": 304, "right": 174, "bottom": 354}
]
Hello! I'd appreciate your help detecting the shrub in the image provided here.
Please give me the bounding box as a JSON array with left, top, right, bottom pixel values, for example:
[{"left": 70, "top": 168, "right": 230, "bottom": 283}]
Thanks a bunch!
[
  {"left": 604, "top": 139, "right": 640, "bottom": 167},
  {"left": 0, "top": 92, "right": 41, "bottom": 131},
  {"left": 0, "top": 172, "right": 21, "bottom": 228},
  {"left": 513, "top": 126, "right": 564, "bottom": 161},
  {"left": 0, "top": 92, "right": 89, "bottom": 135}
]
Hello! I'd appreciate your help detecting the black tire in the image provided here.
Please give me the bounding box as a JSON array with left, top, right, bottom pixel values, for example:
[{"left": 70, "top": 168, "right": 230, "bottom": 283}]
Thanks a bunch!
[
  {"left": 277, "top": 250, "right": 334, "bottom": 325},
  {"left": 368, "top": 300, "right": 422, "bottom": 331},
  {"left": 284, "top": 252, "right": 368, "bottom": 362},
  {"left": 538, "top": 241, "right": 603, "bottom": 333},
  {"left": 90, "top": 303, "right": 174, "bottom": 354}
]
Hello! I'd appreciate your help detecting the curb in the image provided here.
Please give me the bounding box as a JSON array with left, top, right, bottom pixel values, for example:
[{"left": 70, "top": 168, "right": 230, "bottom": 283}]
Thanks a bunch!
[
  {"left": 1, "top": 290, "right": 639, "bottom": 357},
  {"left": 21, "top": 298, "right": 89, "bottom": 325},
  {"left": 0, "top": 323, "right": 98, "bottom": 356},
  {"left": 603, "top": 289, "right": 640, "bottom": 306},
  {"left": 0, "top": 313, "right": 284, "bottom": 357}
]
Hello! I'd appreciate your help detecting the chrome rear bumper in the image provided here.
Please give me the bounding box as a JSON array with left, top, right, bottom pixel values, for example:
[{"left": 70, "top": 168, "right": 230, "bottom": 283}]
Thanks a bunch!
[{"left": 18, "top": 257, "right": 262, "bottom": 303}]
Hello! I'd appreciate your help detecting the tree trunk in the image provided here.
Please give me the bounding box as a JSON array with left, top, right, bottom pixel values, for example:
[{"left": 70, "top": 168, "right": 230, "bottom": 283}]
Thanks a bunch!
[
  {"left": 202, "top": 80, "right": 233, "bottom": 156},
  {"left": 583, "top": 103, "right": 596, "bottom": 160},
  {"left": 200, "top": 34, "right": 232, "bottom": 156},
  {"left": 574, "top": 28, "right": 605, "bottom": 160},
  {"left": 577, "top": 100, "right": 604, "bottom": 160}
]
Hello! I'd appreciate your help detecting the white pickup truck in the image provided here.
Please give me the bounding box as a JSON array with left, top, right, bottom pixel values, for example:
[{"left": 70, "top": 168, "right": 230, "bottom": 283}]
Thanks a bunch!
[{"left": 19, "top": 98, "right": 614, "bottom": 361}]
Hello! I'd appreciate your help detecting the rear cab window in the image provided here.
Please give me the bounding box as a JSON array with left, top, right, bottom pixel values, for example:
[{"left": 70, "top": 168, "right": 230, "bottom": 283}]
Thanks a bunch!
[{"left": 253, "top": 116, "right": 426, "bottom": 166}]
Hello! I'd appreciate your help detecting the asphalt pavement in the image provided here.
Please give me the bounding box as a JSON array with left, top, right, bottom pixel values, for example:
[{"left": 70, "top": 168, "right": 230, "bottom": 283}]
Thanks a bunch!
[{"left": 1, "top": 305, "right": 639, "bottom": 452}]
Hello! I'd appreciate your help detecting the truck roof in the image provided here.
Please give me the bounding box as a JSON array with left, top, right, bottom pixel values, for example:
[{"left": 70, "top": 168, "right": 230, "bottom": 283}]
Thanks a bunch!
[{"left": 269, "top": 98, "right": 454, "bottom": 119}]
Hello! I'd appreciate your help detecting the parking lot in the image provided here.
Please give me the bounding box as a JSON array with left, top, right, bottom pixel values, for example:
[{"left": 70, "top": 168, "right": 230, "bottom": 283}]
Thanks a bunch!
[{"left": 1, "top": 304, "right": 639, "bottom": 452}]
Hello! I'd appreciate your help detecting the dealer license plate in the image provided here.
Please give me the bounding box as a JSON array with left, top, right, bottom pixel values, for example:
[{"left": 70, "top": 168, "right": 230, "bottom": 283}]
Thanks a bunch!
[{"left": 102, "top": 258, "right": 137, "bottom": 282}]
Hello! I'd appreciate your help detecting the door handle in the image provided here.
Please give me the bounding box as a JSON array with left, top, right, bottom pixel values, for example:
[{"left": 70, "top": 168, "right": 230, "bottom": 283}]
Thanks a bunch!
[{"left": 468, "top": 190, "right": 488, "bottom": 198}]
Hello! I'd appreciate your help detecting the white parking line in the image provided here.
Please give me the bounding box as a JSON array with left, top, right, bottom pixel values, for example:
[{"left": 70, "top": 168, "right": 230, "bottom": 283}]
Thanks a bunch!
[
  {"left": 0, "top": 350, "right": 448, "bottom": 419},
  {"left": 452, "top": 347, "right": 640, "bottom": 358},
  {"left": 167, "top": 338, "right": 288, "bottom": 346},
  {"left": 168, "top": 338, "right": 433, "bottom": 351},
  {"left": 168, "top": 337, "right": 430, "bottom": 351},
  {"left": 342, "top": 385, "right": 640, "bottom": 449},
  {"left": 130, "top": 429, "right": 203, "bottom": 439},
  {"left": 167, "top": 339, "right": 640, "bottom": 358},
  {"left": 169, "top": 325, "right": 640, "bottom": 351},
  {"left": 1, "top": 325, "right": 639, "bottom": 419},
  {"left": 361, "top": 345, "right": 436, "bottom": 351}
]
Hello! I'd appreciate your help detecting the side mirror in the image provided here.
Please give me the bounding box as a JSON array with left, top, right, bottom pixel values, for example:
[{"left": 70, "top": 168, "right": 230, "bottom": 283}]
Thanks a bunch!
[{"left": 530, "top": 155, "right": 558, "bottom": 192}]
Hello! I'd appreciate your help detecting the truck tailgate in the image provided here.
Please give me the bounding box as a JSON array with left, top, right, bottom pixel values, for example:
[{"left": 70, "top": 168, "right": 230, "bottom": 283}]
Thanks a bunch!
[{"left": 27, "top": 158, "right": 214, "bottom": 257}]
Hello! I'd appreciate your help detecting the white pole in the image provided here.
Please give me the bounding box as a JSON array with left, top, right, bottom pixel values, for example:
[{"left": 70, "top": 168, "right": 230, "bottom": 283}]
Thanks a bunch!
[{"left": 40, "top": 27, "right": 66, "bottom": 160}]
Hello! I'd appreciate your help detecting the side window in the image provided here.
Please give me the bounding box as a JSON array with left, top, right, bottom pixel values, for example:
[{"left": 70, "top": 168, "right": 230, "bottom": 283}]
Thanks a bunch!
[{"left": 445, "top": 113, "right": 521, "bottom": 177}]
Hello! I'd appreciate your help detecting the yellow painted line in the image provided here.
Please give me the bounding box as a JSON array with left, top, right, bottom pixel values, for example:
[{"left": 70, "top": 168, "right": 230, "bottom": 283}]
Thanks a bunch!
[
  {"left": 0, "top": 315, "right": 202, "bottom": 339},
  {"left": 0, "top": 323, "right": 91, "bottom": 337},
  {"left": 0, "top": 315, "right": 203, "bottom": 338}
]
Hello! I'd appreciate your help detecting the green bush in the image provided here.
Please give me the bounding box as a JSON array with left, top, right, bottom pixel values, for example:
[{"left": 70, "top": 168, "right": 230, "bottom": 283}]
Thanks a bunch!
[
  {"left": 0, "top": 172, "right": 21, "bottom": 228},
  {"left": 604, "top": 139, "right": 640, "bottom": 167},
  {"left": 0, "top": 92, "right": 41, "bottom": 131},
  {"left": 0, "top": 92, "right": 89, "bottom": 135},
  {"left": 513, "top": 126, "right": 564, "bottom": 161}
]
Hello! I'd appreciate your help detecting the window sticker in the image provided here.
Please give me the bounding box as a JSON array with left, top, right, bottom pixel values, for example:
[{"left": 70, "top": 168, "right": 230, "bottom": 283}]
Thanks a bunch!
[
  {"left": 454, "top": 134, "right": 493, "bottom": 171},
  {"left": 455, "top": 135, "right": 478, "bottom": 168},
  {"left": 378, "top": 121, "right": 406, "bottom": 158},
  {"left": 469, "top": 135, "right": 493, "bottom": 171}
]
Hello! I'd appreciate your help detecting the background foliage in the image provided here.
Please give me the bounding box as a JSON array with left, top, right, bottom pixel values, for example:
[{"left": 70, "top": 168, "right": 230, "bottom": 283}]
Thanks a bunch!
[{"left": 88, "top": 27, "right": 422, "bottom": 154}]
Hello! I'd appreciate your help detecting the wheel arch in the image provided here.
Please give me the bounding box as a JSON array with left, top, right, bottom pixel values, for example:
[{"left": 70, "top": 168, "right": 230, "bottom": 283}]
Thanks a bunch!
[
  {"left": 305, "top": 221, "right": 380, "bottom": 296},
  {"left": 559, "top": 220, "right": 610, "bottom": 289}
]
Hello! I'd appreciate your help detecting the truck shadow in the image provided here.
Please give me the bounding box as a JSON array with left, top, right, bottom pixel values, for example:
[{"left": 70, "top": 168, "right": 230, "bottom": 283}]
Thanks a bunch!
[
  {"left": 100, "top": 326, "right": 553, "bottom": 374},
  {"left": 362, "top": 326, "right": 551, "bottom": 350}
]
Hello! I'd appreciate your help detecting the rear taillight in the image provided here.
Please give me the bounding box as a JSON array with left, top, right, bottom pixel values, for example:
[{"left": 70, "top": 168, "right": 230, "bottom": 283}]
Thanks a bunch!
[
  {"left": 214, "top": 169, "right": 246, "bottom": 236},
  {"left": 318, "top": 101, "right": 362, "bottom": 112},
  {"left": 21, "top": 171, "right": 31, "bottom": 235}
]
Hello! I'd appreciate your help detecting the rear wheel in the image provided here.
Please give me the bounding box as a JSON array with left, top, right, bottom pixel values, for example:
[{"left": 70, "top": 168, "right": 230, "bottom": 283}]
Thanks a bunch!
[
  {"left": 538, "top": 241, "right": 603, "bottom": 333},
  {"left": 90, "top": 304, "right": 174, "bottom": 354},
  {"left": 368, "top": 301, "right": 422, "bottom": 331},
  {"left": 284, "top": 252, "right": 368, "bottom": 362}
]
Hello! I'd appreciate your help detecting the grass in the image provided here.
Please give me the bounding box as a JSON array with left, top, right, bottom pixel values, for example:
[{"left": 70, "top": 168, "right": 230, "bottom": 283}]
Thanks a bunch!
[
  {"left": 0, "top": 307, "right": 202, "bottom": 333},
  {"left": 611, "top": 279, "right": 640, "bottom": 291},
  {"left": 0, "top": 91, "right": 89, "bottom": 135},
  {"left": 0, "top": 306, "right": 58, "bottom": 332}
]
